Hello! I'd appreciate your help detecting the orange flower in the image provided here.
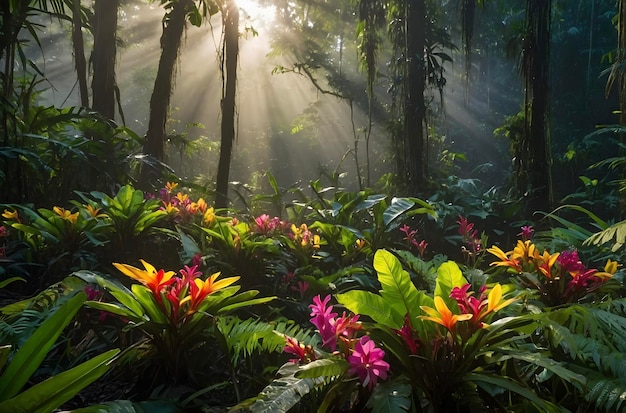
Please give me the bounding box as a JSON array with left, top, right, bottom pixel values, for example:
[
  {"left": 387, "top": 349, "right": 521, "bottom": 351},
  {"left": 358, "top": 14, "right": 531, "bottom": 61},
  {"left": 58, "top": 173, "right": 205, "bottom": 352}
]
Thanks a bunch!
[
  {"left": 84, "top": 204, "right": 107, "bottom": 218},
  {"left": 165, "top": 182, "right": 179, "bottom": 192},
  {"left": 184, "top": 272, "right": 240, "bottom": 312},
  {"left": 535, "top": 250, "right": 560, "bottom": 278},
  {"left": 53, "top": 206, "right": 79, "bottom": 224},
  {"left": 420, "top": 296, "right": 472, "bottom": 332},
  {"left": 486, "top": 245, "right": 522, "bottom": 272},
  {"left": 113, "top": 260, "right": 176, "bottom": 296}
]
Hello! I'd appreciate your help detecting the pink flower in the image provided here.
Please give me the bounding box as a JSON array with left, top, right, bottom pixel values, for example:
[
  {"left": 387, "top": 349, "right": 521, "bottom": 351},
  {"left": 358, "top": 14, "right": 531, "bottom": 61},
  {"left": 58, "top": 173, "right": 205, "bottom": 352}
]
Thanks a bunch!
[
  {"left": 348, "top": 336, "right": 389, "bottom": 389},
  {"left": 518, "top": 225, "right": 534, "bottom": 241},
  {"left": 179, "top": 264, "right": 202, "bottom": 283},
  {"left": 309, "top": 295, "right": 360, "bottom": 351}
]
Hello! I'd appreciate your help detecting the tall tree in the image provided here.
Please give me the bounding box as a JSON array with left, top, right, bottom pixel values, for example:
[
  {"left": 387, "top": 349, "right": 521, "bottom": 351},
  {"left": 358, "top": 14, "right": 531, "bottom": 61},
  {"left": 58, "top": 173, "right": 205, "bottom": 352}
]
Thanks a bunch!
[
  {"left": 403, "top": 0, "right": 427, "bottom": 193},
  {"left": 215, "top": 0, "right": 239, "bottom": 209},
  {"left": 91, "top": 0, "right": 119, "bottom": 119},
  {"left": 143, "top": 0, "right": 195, "bottom": 171},
  {"left": 71, "top": 0, "right": 89, "bottom": 108},
  {"left": 520, "top": 0, "right": 553, "bottom": 214}
]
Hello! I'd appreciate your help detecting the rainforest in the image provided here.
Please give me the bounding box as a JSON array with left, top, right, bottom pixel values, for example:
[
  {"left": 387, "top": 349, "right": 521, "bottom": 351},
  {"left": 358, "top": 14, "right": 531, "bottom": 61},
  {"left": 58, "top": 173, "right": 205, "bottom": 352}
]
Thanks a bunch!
[{"left": 2, "top": 0, "right": 626, "bottom": 412}]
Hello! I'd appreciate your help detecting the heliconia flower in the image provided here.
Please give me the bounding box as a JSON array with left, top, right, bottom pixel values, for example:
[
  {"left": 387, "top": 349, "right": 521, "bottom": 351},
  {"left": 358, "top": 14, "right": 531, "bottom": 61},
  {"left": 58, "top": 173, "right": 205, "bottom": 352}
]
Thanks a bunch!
[
  {"left": 395, "top": 315, "right": 421, "bottom": 354},
  {"left": 113, "top": 260, "right": 176, "bottom": 297},
  {"left": 284, "top": 335, "right": 316, "bottom": 364},
  {"left": 184, "top": 272, "right": 240, "bottom": 312},
  {"left": 417, "top": 240, "right": 428, "bottom": 258},
  {"left": 53, "top": 206, "right": 79, "bottom": 224},
  {"left": 190, "top": 253, "right": 203, "bottom": 270},
  {"left": 348, "top": 336, "right": 389, "bottom": 390},
  {"left": 0, "top": 226, "right": 6, "bottom": 237},
  {"left": 2, "top": 209, "right": 20, "bottom": 222},
  {"left": 290, "top": 280, "right": 309, "bottom": 298},
  {"left": 420, "top": 296, "right": 472, "bottom": 332}
]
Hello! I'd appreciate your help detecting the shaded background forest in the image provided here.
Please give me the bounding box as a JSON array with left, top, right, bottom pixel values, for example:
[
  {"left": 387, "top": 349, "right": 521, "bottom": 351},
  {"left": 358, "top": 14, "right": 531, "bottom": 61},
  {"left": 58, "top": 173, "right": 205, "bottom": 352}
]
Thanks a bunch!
[{"left": 2, "top": 0, "right": 624, "bottom": 223}]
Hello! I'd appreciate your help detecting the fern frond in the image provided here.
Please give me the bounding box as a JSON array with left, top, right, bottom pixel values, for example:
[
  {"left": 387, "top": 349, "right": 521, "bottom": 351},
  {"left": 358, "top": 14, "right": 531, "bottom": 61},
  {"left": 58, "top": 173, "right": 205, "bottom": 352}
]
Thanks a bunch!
[
  {"left": 585, "top": 372, "right": 626, "bottom": 412},
  {"left": 217, "top": 317, "right": 317, "bottom": 364}
]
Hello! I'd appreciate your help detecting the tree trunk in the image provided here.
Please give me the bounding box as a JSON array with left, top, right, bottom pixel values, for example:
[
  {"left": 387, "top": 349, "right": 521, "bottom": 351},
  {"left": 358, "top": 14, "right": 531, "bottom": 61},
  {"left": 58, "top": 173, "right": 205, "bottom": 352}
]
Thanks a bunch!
[
  {"left": 404, "top": 0, "right": 426, "bottom": 194},
  {"left": 215, "top": 0, "right": 239, "bottom": 209},
  {"left": 91, "top": 0, "right": 118, "bottom": 119},
  {"left": 523, "top": 0, "right": 553, "bottom": 215},
  {"left": 71, "top": 0, "right": 89, "bottom": 108},
  {"left": 143, "top": 0, "right": 194, "bottom": 165}
]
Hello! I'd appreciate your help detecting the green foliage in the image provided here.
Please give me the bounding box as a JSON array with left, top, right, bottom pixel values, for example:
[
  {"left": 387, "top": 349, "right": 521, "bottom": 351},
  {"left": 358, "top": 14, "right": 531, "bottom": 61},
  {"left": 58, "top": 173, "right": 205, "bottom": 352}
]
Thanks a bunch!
[{"left": 0, "top": 291, "right": 120, "bottom": 412}]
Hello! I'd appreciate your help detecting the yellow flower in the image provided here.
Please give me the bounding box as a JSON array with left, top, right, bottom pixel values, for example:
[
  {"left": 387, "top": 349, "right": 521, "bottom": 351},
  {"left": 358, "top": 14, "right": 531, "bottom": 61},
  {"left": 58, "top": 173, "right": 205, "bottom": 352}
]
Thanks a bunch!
[
  {"left": 595, "top": 259, "right": 620, "bottom": 280},
  {"left": 355, "top": 239, "right": 366, "bottom": 249},
  {"left": 511, "top": 240, "right": 537, "bottom": 262},
  {"left": 113, "top": 259, "right": 176, "bottom": 296},
  {"left": 535, "top": 250, "right": 560, "bottom": 278},
  {"left": 53, "top": 206, "right": 79, "bottom": 224},
  {"left": 203, "top": 207, "right": 215, "bottom": 225},
  {"left": 164, "top": 202, "right": 179, "bottom": 214},
  {"left": 420, "top": 296, "right": 472, "bottom": 332},
  {"left": 175, "top": 192, "right": 188, "bottom": 203},
  {"left": 85, "top": 204, "right": 107, "bottom": 218},
  {"left": 165, "top": 182, "right": 178, "bottom": 192},
  {"left": 484, "top": 284, "right": 518, "bottom": 316},
  {"left": 487, "top": 245, "right": 521, "bottom": 272},
  {"left": 2, "top": 209, "right": 19, "bottom": 221}
]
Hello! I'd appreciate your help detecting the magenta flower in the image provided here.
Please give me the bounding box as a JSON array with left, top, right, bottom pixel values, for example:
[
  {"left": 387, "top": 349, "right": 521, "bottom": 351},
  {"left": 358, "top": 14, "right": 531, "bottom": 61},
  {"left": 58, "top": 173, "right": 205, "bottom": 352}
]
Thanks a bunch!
[
  {"left": 557, "top": 249, "right": 586, "bottom": 276},
  {"left": 517, "top": 225, "right": 534, "bottom": 241},
  {"left": 348, "top": 336, "right": 389, "bottom": 389},
  {"left": 179, "top": 264, "right": 202, "bottom": 283},
  {"left": 310, "top": 295, "right": 339, "bottom": 349},
  {"left": 284, "top": 336, "right": 316, "bottom": 364}
]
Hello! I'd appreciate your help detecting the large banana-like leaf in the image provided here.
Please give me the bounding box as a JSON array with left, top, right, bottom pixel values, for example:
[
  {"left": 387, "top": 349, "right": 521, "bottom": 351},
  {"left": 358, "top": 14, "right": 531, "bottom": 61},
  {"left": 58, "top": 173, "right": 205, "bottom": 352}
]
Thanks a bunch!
[
  {"left": 336, "top": 289, "right": 403, "bottom": 329},
  {"left": 434, "top": 260, "right": 467, "bottom": 304},
  {"left": 0, "top": 292, "right": 87, "bottom": 401},
  {"left": 374, "top": 249, "right": 424, "bottom": 322},
  {"left": 0, "top": 348, "right": 120, "bottom": 413}
]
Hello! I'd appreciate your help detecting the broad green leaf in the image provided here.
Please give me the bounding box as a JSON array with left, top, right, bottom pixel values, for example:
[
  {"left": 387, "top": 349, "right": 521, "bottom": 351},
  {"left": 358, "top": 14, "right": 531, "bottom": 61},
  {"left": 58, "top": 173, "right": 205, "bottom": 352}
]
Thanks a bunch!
[
  {"left": 374, "top": 249, "right": 422, "bottom": 321},
  {"left": 0, "top": 349, "right": 120, "bottom": 413},
  {"left": 97, "top": 277, "right": 145, "bottom": 318},
  {"left": 366, "top": 376, "right": 412, "bottom": 413},
  {"left": 382, "top": 198, "right": 414, "bottom": 228},
  {"left": 295, "top": 357, "right": 349, "bottom": 379},
  {"left": 435, "top": 261, "right": 467, "bottom": 302},
  {"left": 0, "top": 292, "right": 87, "bottom": 401},
  {"left": 85, "top": 301, "right": 141, "bottom": 322},
  {"left": 336, "top": 290, "right": 403, "bottom": 329},
  {"left": 131, "top": 285, "right": 167, "bottom": 324}
]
